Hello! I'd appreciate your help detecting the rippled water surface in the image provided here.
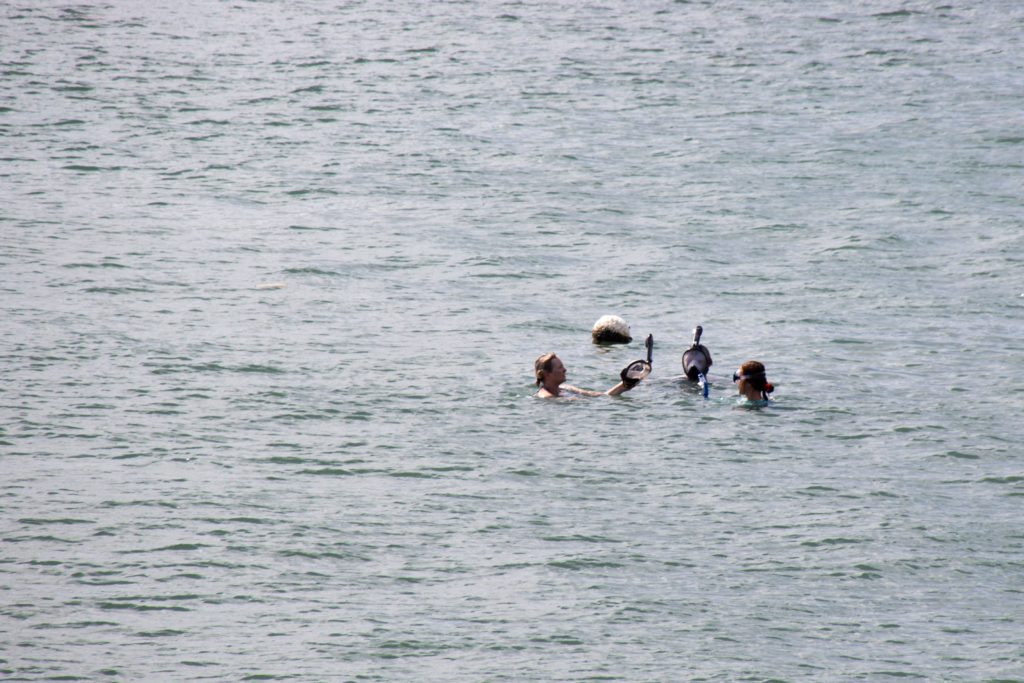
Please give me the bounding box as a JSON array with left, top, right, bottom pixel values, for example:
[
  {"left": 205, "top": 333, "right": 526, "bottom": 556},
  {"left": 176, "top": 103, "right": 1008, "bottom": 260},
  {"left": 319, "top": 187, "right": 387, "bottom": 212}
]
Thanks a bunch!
[{"left": 2, "top": 1, "right": 1022, "bottom": 680}]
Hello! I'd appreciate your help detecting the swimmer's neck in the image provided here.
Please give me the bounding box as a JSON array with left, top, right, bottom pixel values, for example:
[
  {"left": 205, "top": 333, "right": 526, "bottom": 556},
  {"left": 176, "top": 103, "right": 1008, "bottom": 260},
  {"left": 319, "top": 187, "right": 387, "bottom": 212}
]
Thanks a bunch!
[
  {"left": 537, "top": 383, "right": 561, "bottom": 398},
  {"left": 738, "top": 385, "right": 763, "bottom": 401}
]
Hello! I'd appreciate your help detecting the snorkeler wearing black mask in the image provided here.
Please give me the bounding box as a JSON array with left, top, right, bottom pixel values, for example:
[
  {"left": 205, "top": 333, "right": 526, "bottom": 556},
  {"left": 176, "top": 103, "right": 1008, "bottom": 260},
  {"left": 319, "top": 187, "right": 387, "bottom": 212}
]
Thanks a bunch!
[{"left": 733, "top": 360, "right": 774, "bottom": 402}]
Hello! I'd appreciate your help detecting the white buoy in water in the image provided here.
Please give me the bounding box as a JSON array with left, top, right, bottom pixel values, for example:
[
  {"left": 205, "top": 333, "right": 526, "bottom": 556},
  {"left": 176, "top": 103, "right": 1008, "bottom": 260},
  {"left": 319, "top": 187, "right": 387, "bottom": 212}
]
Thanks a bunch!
[
  {"left": 591, "top": 315, "right": 632, "bottom": 344},
  {"left": 255, "top": 282, "right": 286, "bottom": 290}
]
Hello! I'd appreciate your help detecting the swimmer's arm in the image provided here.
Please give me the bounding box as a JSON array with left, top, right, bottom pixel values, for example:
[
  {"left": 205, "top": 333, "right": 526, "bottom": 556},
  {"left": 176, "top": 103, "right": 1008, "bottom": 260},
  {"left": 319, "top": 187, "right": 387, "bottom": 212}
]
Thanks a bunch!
[
  {"left": 563, "top": 383, "right": 634, "bottom": 397},
  {"left": 561, "top": 384, "right": 604, "bottom": 397},
  {"left": 605, "top": 381, "right": 634, "bottom": 396}
]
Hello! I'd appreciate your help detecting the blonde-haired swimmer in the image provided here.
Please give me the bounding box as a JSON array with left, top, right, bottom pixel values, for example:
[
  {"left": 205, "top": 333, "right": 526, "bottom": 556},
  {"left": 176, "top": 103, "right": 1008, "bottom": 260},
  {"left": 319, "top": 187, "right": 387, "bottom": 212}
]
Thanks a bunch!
[
  {"left": 733, "top": 360, "right": 775, "bottom": 402},
  {"left": 534, "top": 352, "right": 646, "bottom": 398}
]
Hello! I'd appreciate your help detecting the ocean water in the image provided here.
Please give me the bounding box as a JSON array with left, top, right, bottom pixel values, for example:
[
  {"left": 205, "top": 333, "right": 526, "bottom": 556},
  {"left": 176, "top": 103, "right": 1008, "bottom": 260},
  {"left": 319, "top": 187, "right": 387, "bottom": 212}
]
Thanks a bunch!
[{"left": 2, "top": 1, "right": 1022, "bottom": 680}]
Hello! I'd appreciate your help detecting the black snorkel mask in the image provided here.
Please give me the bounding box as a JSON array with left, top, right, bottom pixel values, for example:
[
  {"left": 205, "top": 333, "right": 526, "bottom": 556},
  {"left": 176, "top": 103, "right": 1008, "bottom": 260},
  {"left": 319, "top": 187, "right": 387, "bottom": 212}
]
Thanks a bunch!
[
  {"left": 620, "top": 334, "right": 653, "bottom": 388},
  {"left": 681, "top": 326, "right": 712, "bottom": 398},
  {"left": 681, "top": 325, "right": 712, "bottom": 382}
]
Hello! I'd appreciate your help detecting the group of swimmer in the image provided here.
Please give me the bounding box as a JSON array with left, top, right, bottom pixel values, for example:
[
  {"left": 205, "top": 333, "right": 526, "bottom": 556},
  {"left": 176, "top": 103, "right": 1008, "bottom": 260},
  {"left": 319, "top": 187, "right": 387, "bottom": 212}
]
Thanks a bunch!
[{"left": 533, "top": 316, "right": 775, "bottom": 403}]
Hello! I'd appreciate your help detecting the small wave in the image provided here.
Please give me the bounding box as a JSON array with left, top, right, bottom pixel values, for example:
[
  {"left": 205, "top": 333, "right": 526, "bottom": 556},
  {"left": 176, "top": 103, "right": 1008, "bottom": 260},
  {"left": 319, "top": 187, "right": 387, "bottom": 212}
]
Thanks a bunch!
[
  {"left": 528, "top": 634, "right": 584, "bottom": 645},
  {"left": 34, "top": 620, "right": 119, "bottom": 630},
  {"left": 541, "top": 534, "right": 622, "bottom": 543},
  {"left": 389, "top": 471, "right": 439, "bottom": 479},
  {"left": 237, "top": 364, "right": 285, "bottom": 374},
  {"left": 147, "top": 362, "right": 285, "bottom": 375},
  {"left": 74, "top": 578, "right": 135, "bottom": 586},
  {"left": 299, "top": 467, "right": 360, "bottom": 476},
  {"left": 263, "top": 455, "right": 307, "bottom": 464},
  {"left": 136, "top": 629, "right": 187, "bottom": 637},
  {"left": 284, "top": 188, "right": 340, "bottom": 196},
  {"left": 98, "top": 601, "right": 190, "bottom": 612},
  {"left": 865, "top": 670, "right": 925, "bottom": 679},
  {"left": 84, "top": 286, "right": 150, "bottom": 294},
  {"left": 101, "top": 500, "right": 178, "bottom": 509},
  {"left": 18, "top": 518, "right": 94, "bottom": 525},
  {"left": 120, "top": 543, "right": 211, "bottom": 554},
  {"left": 800, "top": 537, "right": 865, "bottom": 547},
  {"left": 938, "top": 450, "right": 980, "bottom": 460},
  {"left": 283, "top": 267, "right": 340, "bottom": 276},
  {"left": 872, "top": 9, "right": 919, "bottom": 18},
  {"left": 548, "top": 557, "right": 625, "bottom": 570},
  {"left": 508, "top": 469, "right": 540, "bottom": 477},
  {"left": 271, "top": 411, "right": 337, "bottom": 421},
  {"left": 52, "top": 83, "right": 93, "bottom": 92},
  {"left": 63, "top": 261, "right": 127, "bottom": 269},
  {"left": 978, "top": 475, "right": 1023, "bottom": 484},
  {"left": 8, "top": 535, "right": 80, "bottom": 544},
  {"left": 798, "top": 485, "right": 839, "bottom": 495},
  {"left": 63, "top": 164, "right": 124, "bottom": 172}
]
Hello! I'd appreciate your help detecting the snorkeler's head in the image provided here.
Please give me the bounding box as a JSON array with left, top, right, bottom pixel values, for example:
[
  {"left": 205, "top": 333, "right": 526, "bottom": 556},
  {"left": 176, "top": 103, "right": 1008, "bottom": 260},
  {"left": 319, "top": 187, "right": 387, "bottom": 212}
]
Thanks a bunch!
[
  {"left": 682, "top": 346, "right": 712, "bottom": 381},
  {"left": 682, "top": 325, "right": 712, "bottom": 381},
  {"left": 733, "top": 360, "right": 774, "bottom": 398},
  {"left": 534, "top": 352, "right": 563, "bottom": 386}
]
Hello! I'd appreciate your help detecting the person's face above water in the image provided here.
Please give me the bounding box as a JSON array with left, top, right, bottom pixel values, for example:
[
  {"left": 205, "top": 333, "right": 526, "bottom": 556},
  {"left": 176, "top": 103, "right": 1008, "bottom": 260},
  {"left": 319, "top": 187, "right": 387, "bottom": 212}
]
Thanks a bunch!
[
  {"left": 547, "top": 357, "right": 567, "bottom": 385},
  {"left": 734, "top": 366, "right": 751, "bottom": 393}
]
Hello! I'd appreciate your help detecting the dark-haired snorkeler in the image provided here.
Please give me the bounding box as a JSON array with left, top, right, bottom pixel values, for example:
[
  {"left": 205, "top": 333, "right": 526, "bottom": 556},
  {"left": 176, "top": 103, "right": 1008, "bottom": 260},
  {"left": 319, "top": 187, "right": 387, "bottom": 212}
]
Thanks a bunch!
[
  {"left": 733, "top": 360, "right": 775, "bottom": 402},
  {"left": 534, "top": 352, "right": 647, "bottom": 398}
]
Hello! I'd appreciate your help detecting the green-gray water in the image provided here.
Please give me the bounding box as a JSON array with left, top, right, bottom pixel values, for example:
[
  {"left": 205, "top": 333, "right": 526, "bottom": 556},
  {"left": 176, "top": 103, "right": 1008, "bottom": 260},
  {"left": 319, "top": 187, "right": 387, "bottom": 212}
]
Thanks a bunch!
[{"left": 2, "top": 1, "right": 1022, "bottom": 680}]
